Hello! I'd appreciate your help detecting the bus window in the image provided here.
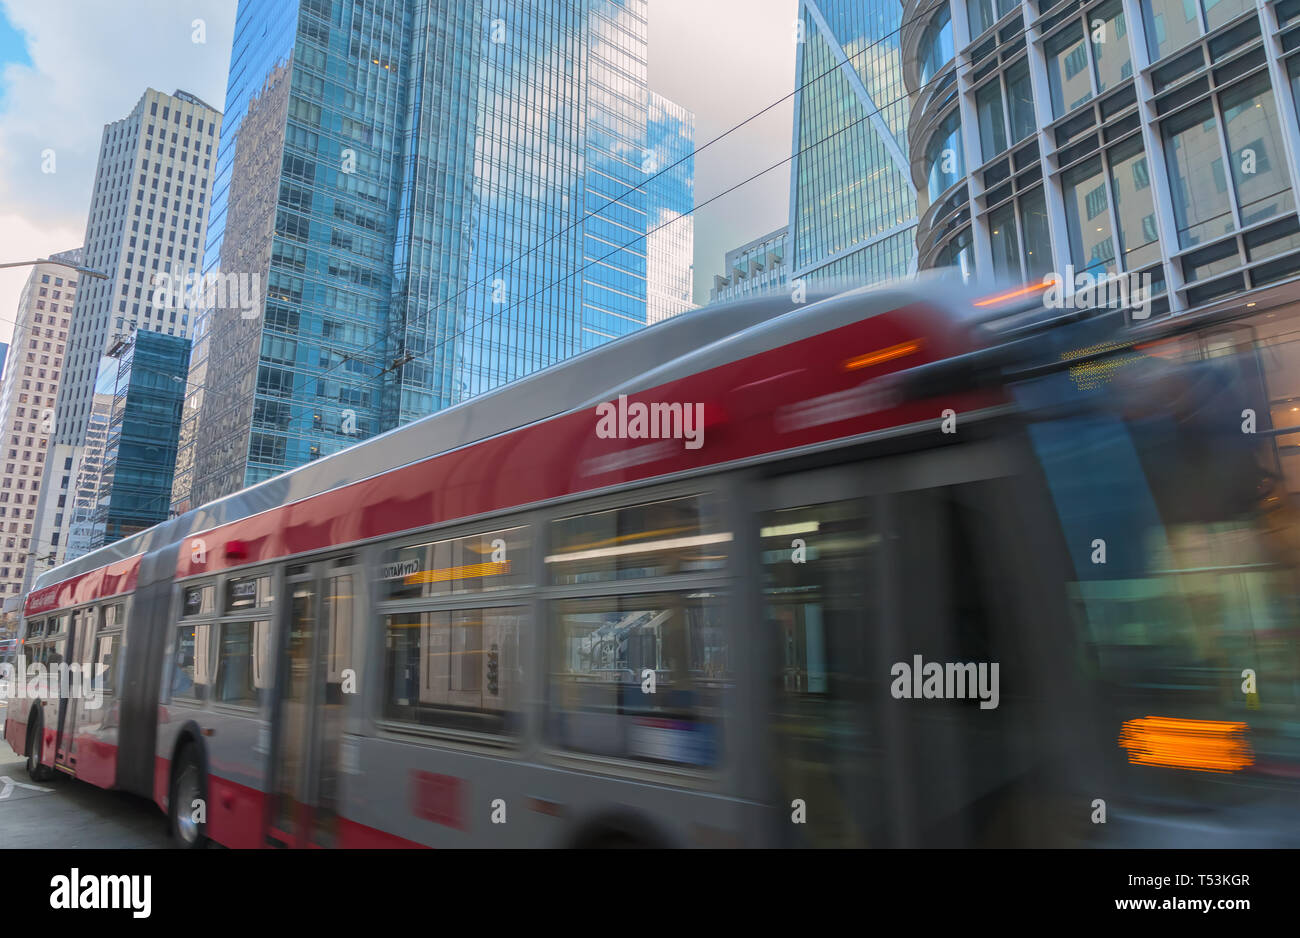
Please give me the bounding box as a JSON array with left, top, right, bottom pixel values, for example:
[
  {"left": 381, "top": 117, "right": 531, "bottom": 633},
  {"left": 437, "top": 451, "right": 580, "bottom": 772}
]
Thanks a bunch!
[
  {"left": 172, "top": 623, "right": 211, "bottom": 702},
  {"left": 96, "top": 631, "right": 122, "bottom": 697},
  {"left": 225, "top": 575, "right": 273, "bottom": 612},
  {"left": 548, "top": 592, "right": 726, "bottom": 767},
  {"left": 382, "top": 526, "right": 530, "bottom": 600},
  {"left": 383, "top": 606, "right": 525, "bottom": 735},
  {"left": 214, "top": 620, "right": 269, "bottom": 708},
  {"left": 548, "top": 495, "right": 727, "bottom": 584},
  {"left": 763, "top": 499, "right": 886, "bottom": 846}
]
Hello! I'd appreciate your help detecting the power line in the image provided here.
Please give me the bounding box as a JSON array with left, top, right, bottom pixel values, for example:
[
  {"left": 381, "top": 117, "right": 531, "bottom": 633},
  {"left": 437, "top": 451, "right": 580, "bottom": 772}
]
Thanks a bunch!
[{"left": 184, "top": 3, "right": 946, "bottom": 422}]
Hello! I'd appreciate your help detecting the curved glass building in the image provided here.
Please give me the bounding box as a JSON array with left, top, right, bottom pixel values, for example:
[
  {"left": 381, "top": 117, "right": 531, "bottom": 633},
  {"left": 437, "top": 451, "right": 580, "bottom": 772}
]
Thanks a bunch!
[{"left": 903, "top": 0, "right": 1300, "bottom": 317}]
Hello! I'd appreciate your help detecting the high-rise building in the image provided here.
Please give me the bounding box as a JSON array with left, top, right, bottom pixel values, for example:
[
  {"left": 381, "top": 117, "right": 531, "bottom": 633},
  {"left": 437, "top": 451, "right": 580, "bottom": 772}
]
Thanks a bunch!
[
  {"left": 902, "top": 0, "right": 1300, "bottom": 306},
  {"left": 62, "top": 357, "right": 117, "bottom": 561},
  {"left": 788, "top": 0, "right": 918, "bottom": 286},
  {"left": 903, "top": 0, "right": 1300, "bottom": 489},
  {"left": 26, "top": 89, "right": 221, "bottom": 582},
  {"left": 174, "top": 0, "right": 693, "bottom": 512},
  {"left": 64, "top": 331, "right": 190, "bottom": 559},
  {"left": 0, "top": 342, "right": 9, "bottom": 384},
  {"left": 709, "top": 227, "right": 790, "bottom": 303},
  {"left": 0, "top": 250, "right": 79, "bottom": 598},
  {"left": 646, "top": 92, "right": 696, "bottom": 323}
]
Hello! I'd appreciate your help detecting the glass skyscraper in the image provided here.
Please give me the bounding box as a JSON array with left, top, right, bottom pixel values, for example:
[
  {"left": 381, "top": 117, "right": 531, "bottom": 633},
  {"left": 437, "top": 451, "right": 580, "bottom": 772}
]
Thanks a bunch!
[
  {"left": 65, "top": 332, "right": 190, "bottom": 559},
  {"left": 174, "top": 0, "right": 691, "bottom": 511},
  {"left": 645, "top": 92, "right": 696, "bottom": 323},
  {"left": 788, "top": 0, "right": 918, "bottom": 286}
]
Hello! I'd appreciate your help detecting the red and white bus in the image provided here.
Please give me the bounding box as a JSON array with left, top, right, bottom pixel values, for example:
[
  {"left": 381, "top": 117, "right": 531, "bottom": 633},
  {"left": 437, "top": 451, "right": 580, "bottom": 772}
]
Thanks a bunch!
[{"left": 5, "top": 275, "right": 1300, "bottom": 847}]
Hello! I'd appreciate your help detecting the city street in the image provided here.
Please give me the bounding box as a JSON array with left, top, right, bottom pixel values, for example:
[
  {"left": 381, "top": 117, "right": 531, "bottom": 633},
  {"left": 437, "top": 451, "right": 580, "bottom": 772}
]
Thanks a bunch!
[{"left": 0, "top": 702, "right": 169, "bottom": 849}]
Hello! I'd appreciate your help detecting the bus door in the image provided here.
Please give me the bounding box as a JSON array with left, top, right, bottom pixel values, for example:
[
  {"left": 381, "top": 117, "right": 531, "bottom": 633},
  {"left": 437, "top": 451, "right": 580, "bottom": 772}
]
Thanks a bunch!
[
  {"left": 54, "top": 608, "right": 96, "bottom": 772},
  {"left": 265, "top": 555, "right": 357, "bottom": 848},
  {"left": 758, "top": 463, "right": 902, "bottom": 846}
]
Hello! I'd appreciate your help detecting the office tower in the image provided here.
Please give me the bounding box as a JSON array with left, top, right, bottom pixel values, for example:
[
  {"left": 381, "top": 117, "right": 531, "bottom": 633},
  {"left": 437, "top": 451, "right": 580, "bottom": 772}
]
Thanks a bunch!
[
  {"left": 174, "top": 0, "right": 695, "bottom": 512},
  {"left": 645, "top": 92, "right": 696, "bottom": 323},
  {"left": 0, "top": 250, "right": 79, "bottom": 597},
  {"left": 788, "top": 0, "right": 918, "bottom": 286},
  {"left": 26, "top": 89, "right": 221, "bottom": 580},
  {"left": 63, "top": 332, "right": 190, "bottom": 559},
  {"left": 709, "top": 227, "right": 790, "bottom": 303}
]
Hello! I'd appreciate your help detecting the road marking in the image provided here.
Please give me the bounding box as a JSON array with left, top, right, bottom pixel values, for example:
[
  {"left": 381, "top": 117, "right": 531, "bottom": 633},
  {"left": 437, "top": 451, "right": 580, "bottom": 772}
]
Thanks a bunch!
[{"left": 0, "top": 775, "right": 54, "bottom": 799}]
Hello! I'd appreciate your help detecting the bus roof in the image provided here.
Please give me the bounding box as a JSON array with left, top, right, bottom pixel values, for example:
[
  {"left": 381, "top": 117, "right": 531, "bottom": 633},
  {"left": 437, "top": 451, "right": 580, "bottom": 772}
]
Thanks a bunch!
[{"left": 34, "top": 273, "right": 981, "bottom": 593}]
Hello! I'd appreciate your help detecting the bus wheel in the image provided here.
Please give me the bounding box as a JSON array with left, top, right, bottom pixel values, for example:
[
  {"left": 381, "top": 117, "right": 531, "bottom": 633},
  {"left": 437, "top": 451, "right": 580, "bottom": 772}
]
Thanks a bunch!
[
  {"left": 25, "top": 712, "right": 51, "bottom": 782},
  {"left": 168, "top": 744, "right": 209, "bottom": 849}
]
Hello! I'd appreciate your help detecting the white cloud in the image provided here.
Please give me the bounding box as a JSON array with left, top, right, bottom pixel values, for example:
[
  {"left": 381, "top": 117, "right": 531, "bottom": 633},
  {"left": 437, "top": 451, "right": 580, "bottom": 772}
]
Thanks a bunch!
[
  {"left": 649, "top": 0, "right": 799, "bottom": 304},
  {"left": 0, "top": 0, "right": 235, "bottom": 343}
]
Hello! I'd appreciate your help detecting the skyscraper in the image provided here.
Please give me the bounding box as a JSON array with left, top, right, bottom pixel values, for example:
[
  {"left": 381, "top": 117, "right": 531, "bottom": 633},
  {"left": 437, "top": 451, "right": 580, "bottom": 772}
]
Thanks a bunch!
[
  {"left": 27, "top": 89, "right": 222, "bottom": 578},
  {"left": 645, "top": 92, "right": 696, "bottom": 323},
  {"left": 788, "top": 0, "right": 917, "bottom": 285},
  {"left": 64, "top": 331, "right": 190, "bottom": 559},
  {"left": 0, "top": 250, "right": 79, "bottom": 599},
  {"left": 174, "top": 0, "right": 693, "bottom": 512}
]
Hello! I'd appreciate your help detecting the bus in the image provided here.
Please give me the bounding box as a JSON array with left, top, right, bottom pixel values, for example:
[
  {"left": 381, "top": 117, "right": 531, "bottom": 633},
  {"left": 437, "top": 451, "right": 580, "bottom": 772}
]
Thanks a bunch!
[{"left": 4, "top": 274, "right": 1299, "bottom": 848}]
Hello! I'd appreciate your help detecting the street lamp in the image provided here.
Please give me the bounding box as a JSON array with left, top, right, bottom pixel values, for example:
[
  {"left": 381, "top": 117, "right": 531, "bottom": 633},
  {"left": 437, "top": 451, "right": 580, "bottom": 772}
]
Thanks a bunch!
[{"left": 0, "top": 257, "right": 111, "bottom": 280}]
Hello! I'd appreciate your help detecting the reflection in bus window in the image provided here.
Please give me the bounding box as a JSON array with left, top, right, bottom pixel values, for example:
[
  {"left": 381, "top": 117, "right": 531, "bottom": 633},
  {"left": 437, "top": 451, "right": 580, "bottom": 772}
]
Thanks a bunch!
[
  {"left": 548, "top": 496, "right": 728, "bottom": 585},
  {"left": 172, "top": 623, "right": 210, "bottom": 701},
  {"left": 763, "top": 500, "right": 886, "bottom": 846},
  {"left": 215, "top": 620, "right": 269, "bottom": 707},
  {"left": 383, "top": 527, "right": 530, "bottom": 600},
  {"left": 96, "top": 632, "right": 122, "bottom": 696},
  {"left": 549, "top": 592, "right": 727, "bottom": 767},
  {"left": 383, "top": 607, "right": 524, "bottom": 734}
]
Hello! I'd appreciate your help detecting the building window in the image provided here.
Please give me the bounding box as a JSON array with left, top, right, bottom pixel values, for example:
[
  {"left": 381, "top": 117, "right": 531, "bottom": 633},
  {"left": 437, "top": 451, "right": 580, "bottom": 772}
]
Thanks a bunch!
[
  {"left": 1221, "top": 73, "right": 1294, "bottom": 228},
  {"left": 1163, "top": 100, "right": 1233, "bottom": 248},
  {"left": 1046, "top": 23, "right": 1093, "bottom": 118},
  {"left": 1090, "top": 0, "right": 1132, "bottom": 95},
  {"left": 977, "top": 79, "right": 1008, "bottom": 161}
]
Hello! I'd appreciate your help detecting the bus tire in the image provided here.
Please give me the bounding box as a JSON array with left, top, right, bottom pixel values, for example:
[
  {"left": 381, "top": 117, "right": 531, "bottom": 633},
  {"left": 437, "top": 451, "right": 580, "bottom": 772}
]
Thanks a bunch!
[
  {"left": 168, "top": 743, "right": 209, "bottom": 849},
  {"left": 25, "top": 711, "right": 52, "bottom": 782}
]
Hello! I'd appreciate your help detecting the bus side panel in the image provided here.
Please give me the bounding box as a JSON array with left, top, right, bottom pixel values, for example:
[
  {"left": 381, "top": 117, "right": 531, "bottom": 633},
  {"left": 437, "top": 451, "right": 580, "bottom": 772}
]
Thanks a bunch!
[{"left": 117, "top": 547, "right": 176, "bottom": 798}]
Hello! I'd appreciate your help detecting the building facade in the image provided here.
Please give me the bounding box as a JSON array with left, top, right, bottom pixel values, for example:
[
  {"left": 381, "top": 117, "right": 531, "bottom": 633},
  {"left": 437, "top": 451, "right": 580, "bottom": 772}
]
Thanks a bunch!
[
  {"left": 64, "top": 331, "right": 190, "bottom": 559},
  {"left": 173, "top": 0, "right": 694, "bottom": 513},
  {"left": 902, "top": 0, "right": 1300, "bottom": 307},
  {"left": 0, "top": 251, "right": 78, "bottom": 597},
  {"left": 646, "top": 92, "right": 696, "bottom": 323},
  {"left": 27, "top": 89, "right": 221, "bottom": 582},
  {"left": 903, "top": 0, "right": 1300, "bottom": 490},
  {"left": 788, "top": 0, "right": 918, "bottom": 286},
  {"left": 709, "top": 226, "right": 791, "bottom": 303}
]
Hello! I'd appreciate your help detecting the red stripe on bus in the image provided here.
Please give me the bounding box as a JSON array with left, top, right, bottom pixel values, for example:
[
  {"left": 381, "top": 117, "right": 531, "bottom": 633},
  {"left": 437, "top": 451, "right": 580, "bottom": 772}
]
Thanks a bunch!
[
  {"left": 24, "top": 554, "right": 142, "bottom": 616},
  {"left": 168, "top": 306, "right": 999, "bottom": 577}
]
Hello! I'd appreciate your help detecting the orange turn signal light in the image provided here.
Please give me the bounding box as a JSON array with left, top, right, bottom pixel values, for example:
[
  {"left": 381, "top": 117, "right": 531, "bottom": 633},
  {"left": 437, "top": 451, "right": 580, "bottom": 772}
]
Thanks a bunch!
[
  {"left": 973, "top": 278, "right": 1052, "bottom": 307},
  {"left": 1118, "top": 716, "right": 1253, "bottom": 774},
  {"left": 842, "top": 339, "right": 924, "bottom": 372}
]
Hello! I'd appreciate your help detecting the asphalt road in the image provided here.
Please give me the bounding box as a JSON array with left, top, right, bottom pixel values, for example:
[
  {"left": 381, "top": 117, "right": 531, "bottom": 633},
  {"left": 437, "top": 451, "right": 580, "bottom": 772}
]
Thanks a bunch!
[{"left": 0, "top": 700, "right": 170, "bottom": 848}]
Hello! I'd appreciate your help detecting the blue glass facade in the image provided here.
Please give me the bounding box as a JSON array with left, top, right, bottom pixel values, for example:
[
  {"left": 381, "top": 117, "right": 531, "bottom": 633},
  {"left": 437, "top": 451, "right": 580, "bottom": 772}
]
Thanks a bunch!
[
  {"left": 73, "top": 332, "right": 190, "bottom": 552},
  {"left": 645, "top": 92, "right": 695, "bottom": 323},
  {"left": 175, "top": 0, "right": 679, "bottom": 510},
  {"left": 789, "top": 0, "right": 918, "bottom": 285}
]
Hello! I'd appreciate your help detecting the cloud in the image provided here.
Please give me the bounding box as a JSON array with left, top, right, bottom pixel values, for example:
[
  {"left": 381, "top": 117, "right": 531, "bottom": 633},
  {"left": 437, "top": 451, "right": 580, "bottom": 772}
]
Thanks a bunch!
[
  {"left": 649, "top": 0, "right": 799, "bottom": 305},
  {"left": 0, "top": 0, "right": 235, "bottom": 342}
]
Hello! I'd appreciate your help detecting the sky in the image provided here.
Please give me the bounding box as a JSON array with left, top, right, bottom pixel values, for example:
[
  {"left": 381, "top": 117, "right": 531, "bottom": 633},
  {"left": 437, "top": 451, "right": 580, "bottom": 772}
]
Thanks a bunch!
[{"left": 0, "top": 0, "right": 798, "bottom": 344}]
